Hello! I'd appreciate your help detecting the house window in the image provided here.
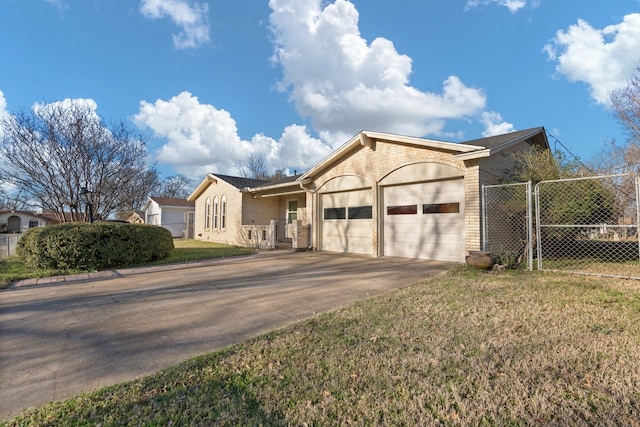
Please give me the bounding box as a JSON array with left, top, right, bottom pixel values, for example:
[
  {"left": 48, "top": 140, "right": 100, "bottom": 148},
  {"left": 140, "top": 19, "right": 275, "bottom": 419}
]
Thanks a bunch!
[
  {"left": 205, "top": 198, "right": 211, "bottom": 230},
  {"left": 213, "top": 196, "right": 219, "bottom": 229},
  {"left": 287, "top": 200, "right": 298, "bottom": 223},
  {"left": 248, "top": 230, "right": 252, "bottom": 240},
  {"left": 221, "top": 195, "right": 227, "bottom": 229},
  {"left": 324, "top": 207, "right": 346, "bottom": 220},
  {"left": 262, "top": 230, "right": 267, "bottom": 240},
  {"left": 423, "top": 203, "right": 460, "bottom": 214},
  {"left": 387, "top": 205, "right": 417, "bottom": 215},
  {"left": 348, "top": 205, "right": 372, "bottom": 219},
  {"left": 28, "top": 220, "right": 39, "bottom": 228}
]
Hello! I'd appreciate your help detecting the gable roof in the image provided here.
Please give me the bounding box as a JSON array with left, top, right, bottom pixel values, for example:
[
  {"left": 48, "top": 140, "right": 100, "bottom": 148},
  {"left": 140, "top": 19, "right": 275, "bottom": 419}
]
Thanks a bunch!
[
  {"left": 300, "top": 130, "right": 484, "bottom": 180},
  {"left": 300, "top": 127, "right": 548, "bottom": 179},
  {"left": 188, "top": 173, "right": 271, "bottom": 201},
  {"left": 148, "top": 197, "right": 195, "bottom": 208},
  {"left": 212, "top": 174, "right": 270, "bottom": 189},
  {"left": 453, "top": 127, "right": 548, "bottom": 160}
]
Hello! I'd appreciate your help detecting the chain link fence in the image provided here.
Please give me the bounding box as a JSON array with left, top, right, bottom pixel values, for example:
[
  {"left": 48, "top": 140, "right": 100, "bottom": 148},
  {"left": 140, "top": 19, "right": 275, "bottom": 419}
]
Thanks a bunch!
[
  {"left": 483, "top": 174, "right": 640, "bottom": 279},
  {"left": 482, "top": 182, "right": 533, "bottom": 270},
  {"left": 535, "top": 174, "right": 640, "bottom": 278},
  {"left": 0, "top": 234, "right": 20, "bottom": 259}
]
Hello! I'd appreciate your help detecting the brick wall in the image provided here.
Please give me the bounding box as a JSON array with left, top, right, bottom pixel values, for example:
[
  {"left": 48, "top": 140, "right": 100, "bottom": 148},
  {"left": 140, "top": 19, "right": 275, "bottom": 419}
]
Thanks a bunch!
[{"left": 308, "top": 140, "right": 470, "bottom": 257}]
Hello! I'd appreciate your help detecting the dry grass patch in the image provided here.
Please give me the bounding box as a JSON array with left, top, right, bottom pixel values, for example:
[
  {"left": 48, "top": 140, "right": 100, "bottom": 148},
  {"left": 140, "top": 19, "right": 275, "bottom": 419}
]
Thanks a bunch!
[{"left": 4, "top": 269, "right": 640, "bottom": 426}]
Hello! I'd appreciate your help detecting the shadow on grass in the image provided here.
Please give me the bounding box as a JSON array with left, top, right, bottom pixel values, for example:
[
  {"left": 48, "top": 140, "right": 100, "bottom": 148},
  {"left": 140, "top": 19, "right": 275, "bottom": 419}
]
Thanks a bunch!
[{"left": 10, "top": 353, "right": 288, "bottom": 426}]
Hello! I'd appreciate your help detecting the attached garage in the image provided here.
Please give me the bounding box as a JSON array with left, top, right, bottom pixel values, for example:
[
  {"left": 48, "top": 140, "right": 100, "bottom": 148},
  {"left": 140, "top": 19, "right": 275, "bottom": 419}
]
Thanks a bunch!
[
  {"left": 382, "top": 179, "right": 465, "bottom": 262},
  {"left": 321, "top": 188, "right": 372, "bottom": 255},
  {"left": 290, "top": 127, "right": 550, "bottom": 261}
]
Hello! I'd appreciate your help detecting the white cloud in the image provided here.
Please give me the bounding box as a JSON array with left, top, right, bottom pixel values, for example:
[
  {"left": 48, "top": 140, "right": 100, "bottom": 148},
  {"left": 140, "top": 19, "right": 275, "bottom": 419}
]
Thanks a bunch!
[
  {"left": 544, "top": 13, "right": 640, "bottom": 105},
  {"left": 465, "top": 0, "right": 530, "bottom": 14},
  {"left": 268, "top": 0, "right": 487, "bottom": 142},
  {"left": 140, "top": 0, "right": 210, "bottom": 49},
  {"left": 479, "top": 111, "right": 515, "bottom": 137},
  {"left": 134, "top": 92, "right": 332, "bottom": 178}
]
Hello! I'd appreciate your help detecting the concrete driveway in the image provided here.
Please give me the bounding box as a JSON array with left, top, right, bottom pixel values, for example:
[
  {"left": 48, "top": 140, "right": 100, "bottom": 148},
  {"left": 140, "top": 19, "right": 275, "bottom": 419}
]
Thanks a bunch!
[{"left": 0, "top": 251, "right": 452, "bottom": 421}]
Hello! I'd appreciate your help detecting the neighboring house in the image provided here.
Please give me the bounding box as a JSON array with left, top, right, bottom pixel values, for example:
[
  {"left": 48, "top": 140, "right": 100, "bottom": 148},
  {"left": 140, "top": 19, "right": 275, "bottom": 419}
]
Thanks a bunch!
[
  {"left": 125, "top": 211, "right": 145, "bottom": 224},
  {"left": 188, "top": 127, "right": 550, "bottom": 262},
  {"left": 0, "top": 211, "right": 58, "bottom": 233},
  {"left": 143, "top": 197, "right": 195, "bottom": 238}
]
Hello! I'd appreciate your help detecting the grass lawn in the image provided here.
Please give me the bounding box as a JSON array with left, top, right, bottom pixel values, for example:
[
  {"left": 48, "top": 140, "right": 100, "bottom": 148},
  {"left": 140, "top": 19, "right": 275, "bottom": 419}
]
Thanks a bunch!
[
  {"left": 0, "top": 240, "right": 253, "bottom": 288},
  {"left": 3, "top": 267, "right": 640, "bottom": 426}
]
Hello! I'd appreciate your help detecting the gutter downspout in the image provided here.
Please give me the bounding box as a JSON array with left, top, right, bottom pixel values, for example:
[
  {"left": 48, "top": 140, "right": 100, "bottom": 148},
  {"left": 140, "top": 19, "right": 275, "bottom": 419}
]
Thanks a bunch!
[{"left": 299, "top": 179, "right": 315, "bottom": 250}]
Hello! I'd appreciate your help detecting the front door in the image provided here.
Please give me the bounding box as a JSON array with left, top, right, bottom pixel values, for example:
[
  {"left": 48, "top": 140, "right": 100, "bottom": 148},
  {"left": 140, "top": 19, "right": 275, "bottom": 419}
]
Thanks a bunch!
[{"left": 285, "top": 200, "right": 298, "bottom": 239}]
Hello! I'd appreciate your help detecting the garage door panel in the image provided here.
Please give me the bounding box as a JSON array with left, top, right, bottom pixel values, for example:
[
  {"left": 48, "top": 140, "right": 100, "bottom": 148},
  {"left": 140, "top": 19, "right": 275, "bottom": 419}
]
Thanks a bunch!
[
  {"left": 321, "top": 190, "right": 372, "bottom": 255},
  {"left": 384, "top": 180, "right": 465, "bottom": 262}
]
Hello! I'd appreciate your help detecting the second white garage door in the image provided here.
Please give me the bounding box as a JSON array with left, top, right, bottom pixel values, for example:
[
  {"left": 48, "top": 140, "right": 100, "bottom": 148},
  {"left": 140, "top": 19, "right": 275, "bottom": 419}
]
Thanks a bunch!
[
  {"left": 383, "top": 179, "right": 465, "bottom": 262},
  {"left": 321, "top": 189, "right": 372, "bottom": 255}
]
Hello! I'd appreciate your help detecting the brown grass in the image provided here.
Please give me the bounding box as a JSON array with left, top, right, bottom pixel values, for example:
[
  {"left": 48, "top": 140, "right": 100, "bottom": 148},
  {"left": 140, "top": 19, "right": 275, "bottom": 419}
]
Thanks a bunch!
[{"left": 4, "top": 269, "right": 640, "bottom": 426}]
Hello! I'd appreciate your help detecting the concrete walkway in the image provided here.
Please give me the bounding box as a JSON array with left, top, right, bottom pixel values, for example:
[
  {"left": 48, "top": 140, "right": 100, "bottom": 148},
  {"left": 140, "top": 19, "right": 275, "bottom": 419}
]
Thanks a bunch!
[{"left": 0, "top": 251, "right": 452, "bottom": 421}]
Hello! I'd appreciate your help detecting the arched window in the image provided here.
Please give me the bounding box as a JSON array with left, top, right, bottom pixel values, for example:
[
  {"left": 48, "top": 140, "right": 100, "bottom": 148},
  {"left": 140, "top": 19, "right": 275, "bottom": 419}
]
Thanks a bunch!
[
  {"left": 213, "top": 196, "right": 219, "bottom": 229},
  {"left": 221, "top": 195, "right": 227, "bottom": 229},
  {"left": 205, "top": 198, "right": 211, "bottom": 230}
]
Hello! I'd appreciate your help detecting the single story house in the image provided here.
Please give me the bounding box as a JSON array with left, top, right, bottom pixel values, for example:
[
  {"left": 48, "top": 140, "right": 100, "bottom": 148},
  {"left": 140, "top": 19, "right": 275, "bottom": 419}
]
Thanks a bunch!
[
  {"left": 142, "top": 197, "right": 195, "bottom": 238},
  {"left": 188, "top": 127, "right": 549, "bottom": 262},
  {"left": 0, "top": 210, "right": 58, "bottom": 233}
]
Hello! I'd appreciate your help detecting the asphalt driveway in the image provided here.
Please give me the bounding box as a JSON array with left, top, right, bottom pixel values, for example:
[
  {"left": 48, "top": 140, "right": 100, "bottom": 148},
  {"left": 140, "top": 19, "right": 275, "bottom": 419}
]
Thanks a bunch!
[{"left": 0, "top": 251, "right": 452, "bottom": 421}]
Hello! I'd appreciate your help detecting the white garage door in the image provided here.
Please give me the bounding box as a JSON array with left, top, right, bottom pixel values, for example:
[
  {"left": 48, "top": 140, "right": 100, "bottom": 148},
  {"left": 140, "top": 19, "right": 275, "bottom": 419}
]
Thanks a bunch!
[
  {"left": 383, "top": 179, "right": 465, "bottom": 262},
  {"left": 321, "top": 189, "right": 372, "bottom": 255}
]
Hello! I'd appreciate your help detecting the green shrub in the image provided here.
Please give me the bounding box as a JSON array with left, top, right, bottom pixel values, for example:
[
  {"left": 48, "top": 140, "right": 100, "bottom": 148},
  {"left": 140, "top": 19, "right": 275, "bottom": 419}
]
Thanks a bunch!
[{"left": 17, "top": 222, "right": 174, "bottom": 270}]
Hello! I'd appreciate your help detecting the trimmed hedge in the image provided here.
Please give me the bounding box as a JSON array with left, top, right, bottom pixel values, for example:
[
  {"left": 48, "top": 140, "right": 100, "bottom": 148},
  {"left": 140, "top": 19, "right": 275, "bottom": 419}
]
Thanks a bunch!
[{"left": 17, "top": 222, "right": 174, "bottom": 270}]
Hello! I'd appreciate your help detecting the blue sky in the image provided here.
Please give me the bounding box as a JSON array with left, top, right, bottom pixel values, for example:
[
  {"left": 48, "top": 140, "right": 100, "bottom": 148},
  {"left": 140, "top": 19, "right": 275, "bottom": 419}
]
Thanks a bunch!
[{"left": 1, "top": 0, "right": 640, "bottom": 180}]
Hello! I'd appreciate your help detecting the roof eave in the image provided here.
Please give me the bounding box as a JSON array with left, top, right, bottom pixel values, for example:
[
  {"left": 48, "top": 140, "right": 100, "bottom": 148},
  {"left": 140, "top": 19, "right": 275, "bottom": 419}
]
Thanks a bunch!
[
  {"left": 454, "top": 127, "right": 548, "bottom": 161},
  {"left": 187, "top": 173, "right": 216, "bottom": 201},
  {"left": 247, "top": 181, "right": 306, "bottom": 196},
  {"left": 300, "top": 130, "right": 482, "bottom": 180}
]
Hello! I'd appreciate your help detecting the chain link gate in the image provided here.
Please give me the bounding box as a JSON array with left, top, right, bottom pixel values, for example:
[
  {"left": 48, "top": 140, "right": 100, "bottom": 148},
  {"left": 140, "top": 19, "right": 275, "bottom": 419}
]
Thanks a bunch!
[
  {"left": 482, "top": 182, "right": 533, "bottom": 270},
  {"left": 535, "top": 174, "right": 640, "bottom": 278}
]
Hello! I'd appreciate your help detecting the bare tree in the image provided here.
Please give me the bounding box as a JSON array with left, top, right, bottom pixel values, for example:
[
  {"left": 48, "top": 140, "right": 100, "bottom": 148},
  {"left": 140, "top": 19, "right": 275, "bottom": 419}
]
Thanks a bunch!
[
  {"left": 116, "top": 166, "right": 161, "bottom": 214},
  {"left": 158, "top": 174, "right": 193, "bottom": 199},
  {"left": 0, "top": 99, "right": 158, "bottom": 222},
  {"left": 611, "top": 63, "right": 640, "bottom": 145},
  {"left": 237, "top": 151, "right": 269, "bottom": 179}
]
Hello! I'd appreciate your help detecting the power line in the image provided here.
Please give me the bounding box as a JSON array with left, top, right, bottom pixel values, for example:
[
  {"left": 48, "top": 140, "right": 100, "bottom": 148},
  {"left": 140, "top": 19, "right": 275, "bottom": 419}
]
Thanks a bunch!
[{"left": 547, "top": 132, "right": 595, "bottom": 174}]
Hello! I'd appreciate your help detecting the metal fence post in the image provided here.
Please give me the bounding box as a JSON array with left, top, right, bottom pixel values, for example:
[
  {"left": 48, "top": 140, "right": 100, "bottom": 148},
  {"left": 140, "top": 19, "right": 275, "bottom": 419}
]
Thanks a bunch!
[
  {"left": 527, "top": 180, "right": 533, "bottom": 271},
  {"left": 636, "top": 176, "right": 640, "bottom": 263},
  {"left": 481, "top": 184, "right": 487, "bottom": 252},
  {"left": 534, "top": 182, "right": 542, "bottom": 271}
]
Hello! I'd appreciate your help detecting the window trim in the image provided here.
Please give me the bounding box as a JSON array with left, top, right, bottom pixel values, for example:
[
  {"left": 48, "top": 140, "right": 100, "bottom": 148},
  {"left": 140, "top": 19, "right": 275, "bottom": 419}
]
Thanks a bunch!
[
  {"left": 204, "top": 197, "right": 211, "bottom": 230},
  {"left": 323, "top": 207, "right": 346, "bottom": 220},
  {"left": 213, "top": 196, "right": 219, "bottom": 229},
  {"left": 287, "top": 199, "right": 298, "bottom": 224},
  {"left": 348, "top": 205, "right": 373, "bottom": 220},
  {"left": 422, "top": 202, "right": 460, "bottom": 214},
  {"left": 221, "top": 194, "right": 227, "bottom": 229},
  {"left": 387, "top": 205, "right": 418, "bottom": 215}
]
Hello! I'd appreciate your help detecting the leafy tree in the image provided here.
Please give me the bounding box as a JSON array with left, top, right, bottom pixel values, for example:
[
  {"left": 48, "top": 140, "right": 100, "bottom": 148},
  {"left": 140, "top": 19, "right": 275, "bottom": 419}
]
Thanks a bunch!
[
  {"left": 509, "top": 146, "right": 583, "bottom": 184},
  {"left": 0, "top": 99, "right": 158, "bottom": 222}
]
